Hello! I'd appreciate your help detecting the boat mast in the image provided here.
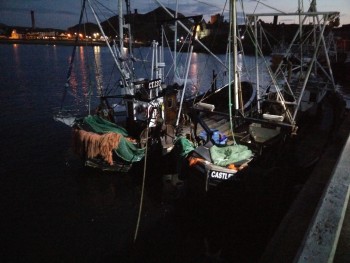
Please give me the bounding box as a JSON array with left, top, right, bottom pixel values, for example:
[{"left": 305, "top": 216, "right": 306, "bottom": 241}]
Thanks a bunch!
[
  {"left": 159, "top": 26, "right": 165, "bottom": 81},
  {"left": 151, "top": 40, "right": 157, "bottom": 80},
  {"left": 174, "top": 0, "right": 178, "bottom": 79},
  {"left": 254, "top": 15, "right": 260, "bottom": 113},
  {"left": 298, "top": 0, "right": 304, "bottom": 76},
  {"left": 233, "top": 0, "right": 239, "bottom": 111},
  {"left": 118, "top": 0, "right": 124, "bottom": 57},
  {"left": 227, "top": 0, "right": 239, "bottom": 143},
  {"left": 124, "top": 0, "right": 134, "bottom": 59}
]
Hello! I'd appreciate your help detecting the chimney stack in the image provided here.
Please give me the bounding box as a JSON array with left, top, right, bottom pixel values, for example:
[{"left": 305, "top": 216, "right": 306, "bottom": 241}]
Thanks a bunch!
[
  {"left": 273, "top": 15, "right": 278, "bottom": 26},
  {"left": 31, "top": 10, "right": 35, "bottom": 29}
]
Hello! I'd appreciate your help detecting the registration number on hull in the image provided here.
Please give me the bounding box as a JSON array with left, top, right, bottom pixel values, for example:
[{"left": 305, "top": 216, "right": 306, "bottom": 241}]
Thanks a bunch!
[{"left": 209, "top": 170, "right": 235, "bottom": 180}]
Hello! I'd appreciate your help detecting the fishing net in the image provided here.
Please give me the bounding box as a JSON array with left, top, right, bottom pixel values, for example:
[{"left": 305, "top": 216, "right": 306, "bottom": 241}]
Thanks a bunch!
[
  {"left": 210, "top": 144, "right": 253, "bottom": 167},
  {"left": 81, "top": 115, "right": 145, "bottom": 163},
  {"left": 83, "top": 115, "right": 129, "bottom": 137},
  {"left": 173, "top": 136, "right": 195, "bottom": 175}
]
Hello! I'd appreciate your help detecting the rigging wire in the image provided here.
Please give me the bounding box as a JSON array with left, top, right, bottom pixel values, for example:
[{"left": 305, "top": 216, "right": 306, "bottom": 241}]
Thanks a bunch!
[
  {"left": 92, "top": 0, "right": 121, "bottom": 31},
  {"left": 136, "top": 47, "right": 152, "bottom": 80},
  {"left": 104, "top": 64, "right": 123, "bottom": 97},
  {"left": 252, "top": 0, "right": 287, "bottom": 15},
  {"left": 133, "top": 125, "right": 149, "bottom": 243}
]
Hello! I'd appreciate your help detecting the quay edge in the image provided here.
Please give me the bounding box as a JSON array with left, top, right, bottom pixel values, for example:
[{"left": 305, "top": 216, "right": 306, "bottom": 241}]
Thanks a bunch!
[{"left": 260, "top": 108, "right": 350, "bottom": 263}]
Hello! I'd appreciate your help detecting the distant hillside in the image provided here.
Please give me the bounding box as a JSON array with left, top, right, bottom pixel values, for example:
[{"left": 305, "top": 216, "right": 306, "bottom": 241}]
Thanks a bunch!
[
  {"left": 68, "top": 7, "right": 194, "bottom": 43},
  {"left": 0, "top": 7, "right": 195, "bottom": 42},
  {"left": 67, "top": 22, "right": 100, "bottom": 36}
]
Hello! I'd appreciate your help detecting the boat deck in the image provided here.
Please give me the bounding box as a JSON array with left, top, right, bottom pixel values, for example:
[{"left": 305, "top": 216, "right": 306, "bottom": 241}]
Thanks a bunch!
[{"left": 160, "top": 112, "right": 249, "bottom": 155}]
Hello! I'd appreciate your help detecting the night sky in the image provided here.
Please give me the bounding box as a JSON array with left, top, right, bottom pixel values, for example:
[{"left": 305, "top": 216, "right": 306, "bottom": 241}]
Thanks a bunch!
[{"left": 0, "top": 0, "right": 349, "bottom": 30}]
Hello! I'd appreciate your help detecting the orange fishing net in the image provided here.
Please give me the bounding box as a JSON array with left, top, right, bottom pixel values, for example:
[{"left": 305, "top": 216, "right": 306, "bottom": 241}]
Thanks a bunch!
[
  {"left": 73, "top": 129, "right": 122, "bottom": 165},
  {"left": 188, "top": 157, "right": 205, "bottom": 166},
  {"left": 226, "top": 163, "right": 237, "bottom": 171}
]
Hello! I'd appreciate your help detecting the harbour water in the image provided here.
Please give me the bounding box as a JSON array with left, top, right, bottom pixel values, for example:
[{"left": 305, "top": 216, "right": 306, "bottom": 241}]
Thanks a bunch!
[
  {"left": 0, "top": 44, "right": 349, "bottom": 263},
  {"left": 0, "top": 43, "right": 231, "bottom": 262}
]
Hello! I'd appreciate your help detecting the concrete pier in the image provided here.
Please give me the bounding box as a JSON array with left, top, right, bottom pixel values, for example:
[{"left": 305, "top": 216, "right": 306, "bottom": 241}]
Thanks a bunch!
[
  {"left": 260, "top": 110, "right": 350, "bottom": 263},
  {"left": 295, "top": 121, "right": 350, "bottom": 262}
]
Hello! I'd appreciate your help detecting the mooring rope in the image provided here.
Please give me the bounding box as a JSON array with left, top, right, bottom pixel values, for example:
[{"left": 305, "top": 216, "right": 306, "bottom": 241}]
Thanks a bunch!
[{"left": 133, "top": 126, "right": 149, "bottom": 242}]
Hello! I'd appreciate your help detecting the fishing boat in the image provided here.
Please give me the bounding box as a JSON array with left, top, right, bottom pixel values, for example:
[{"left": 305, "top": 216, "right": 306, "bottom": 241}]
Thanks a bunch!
[
  {"left": 54, "top": 0, "right": 177, "bottom": 172},
  {"left": 260, "top": 1, "right": 340, "bottom": 113},
  {"left": 53, "top": 0, "right": 233, "bottom": 172},
  {"left": 53, "top": 0, "right": 345, "bottom": 181},
  {"left": 166, "top": 0, "right": 259, "bottom": 190},
  {"left": 166, "top": 0, "right": 346, "bottom": 191}
]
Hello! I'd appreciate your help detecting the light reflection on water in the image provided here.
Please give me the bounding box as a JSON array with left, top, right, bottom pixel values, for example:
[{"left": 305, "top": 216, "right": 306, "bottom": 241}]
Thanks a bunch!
[
  {"left": 66, "top": 45, "right": 272, "bottom": 102},
  {"left": 65, "top": 45, "right": 350, "bottom": 112}
]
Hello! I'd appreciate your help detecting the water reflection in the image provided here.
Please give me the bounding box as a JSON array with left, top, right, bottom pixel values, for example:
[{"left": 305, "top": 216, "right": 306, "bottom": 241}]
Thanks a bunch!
[
  {"left": 93, "top": 46, "right": 103, "bottom": 96},
  {"left": 65, "top": 45, "right": 125, "bottom": 114},
  {"left": 64, "top": 45, "right": 275, "bottom": 110},
  {"left": 52, "top": 45, "right": 57, "bottom": 67},
  {"left": 78, "top": 46, "right": 88, "bottom": 98},
  {"left": 12, "top": 44, "right": 21, "bottom": 77}
]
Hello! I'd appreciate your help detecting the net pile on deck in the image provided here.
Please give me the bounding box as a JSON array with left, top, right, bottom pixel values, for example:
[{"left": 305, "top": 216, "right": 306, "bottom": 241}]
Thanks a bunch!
[{"left": 73, "top": 115, "right": 145, "bottom": 165}]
